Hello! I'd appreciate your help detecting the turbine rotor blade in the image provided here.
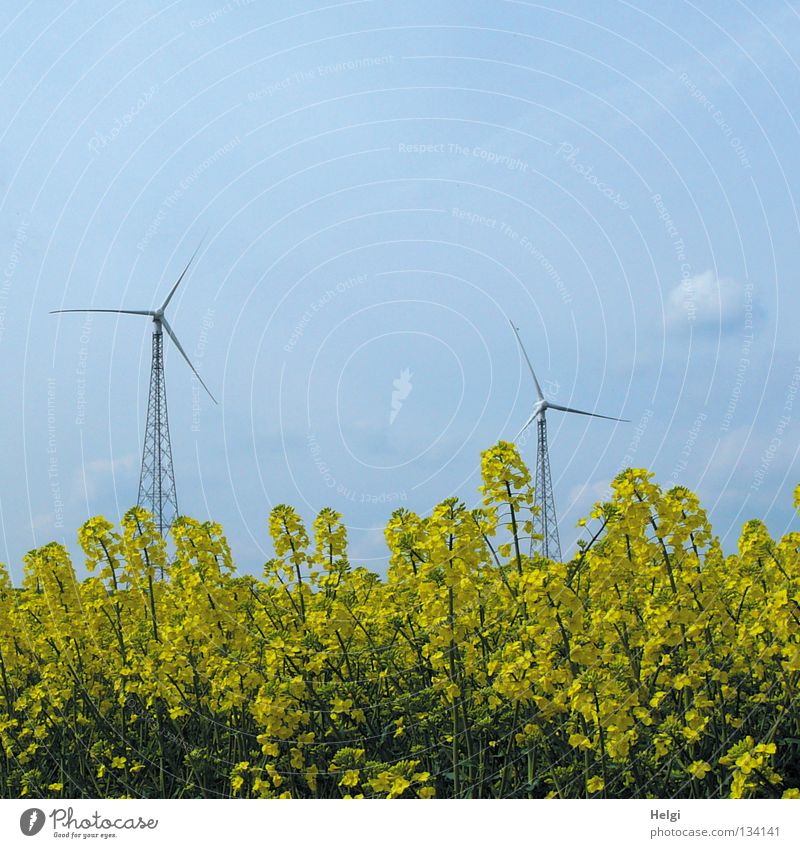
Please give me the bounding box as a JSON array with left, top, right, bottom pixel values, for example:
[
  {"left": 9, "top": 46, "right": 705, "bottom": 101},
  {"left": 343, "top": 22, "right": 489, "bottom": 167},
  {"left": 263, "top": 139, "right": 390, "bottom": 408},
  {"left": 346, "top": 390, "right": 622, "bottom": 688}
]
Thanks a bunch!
[
  {"left": 51, "top": 308, "right": 155, "bottom": 316},
  {"left": 548, "top": 402, "right": 628, "bottom": 422},
  {"left": 515, "top": 411, "right": 538, "bottom": 441},
  {"left": 161, "top": 317, "right": 217, "bottom": 404},
  {"left": 161, "top": 237, "right": 206, "bottom": 312},
  {"left": 508, "top": 319, "right": 545, "bottom": 401}
]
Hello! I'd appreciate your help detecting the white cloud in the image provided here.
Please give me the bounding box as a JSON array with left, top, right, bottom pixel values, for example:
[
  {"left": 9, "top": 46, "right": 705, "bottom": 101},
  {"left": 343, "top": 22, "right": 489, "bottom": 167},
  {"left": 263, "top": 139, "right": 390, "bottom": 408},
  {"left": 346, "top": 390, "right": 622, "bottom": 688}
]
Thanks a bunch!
[
  {"left": 567, "top": 478, "right": 612, "bottom": 513},
  {"left": 84, "top": 455, "right": 137, "bottom": 476},
  {"left": 666, "top": 270, "right": 747, "bottom": 329},
  {"left": 70, "top": 453, "right": 137, "bottom": 501}
]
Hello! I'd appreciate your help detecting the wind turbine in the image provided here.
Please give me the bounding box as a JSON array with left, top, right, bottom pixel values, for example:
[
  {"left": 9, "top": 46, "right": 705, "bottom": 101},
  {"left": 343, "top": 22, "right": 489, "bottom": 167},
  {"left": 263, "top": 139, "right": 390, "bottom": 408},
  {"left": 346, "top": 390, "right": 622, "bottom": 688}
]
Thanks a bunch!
[
  {"left": 52, "top": 245, "right": 217, "bottom": 536},
  {"left": 510, "top": 320, "right": 627, "bottom": 561}
]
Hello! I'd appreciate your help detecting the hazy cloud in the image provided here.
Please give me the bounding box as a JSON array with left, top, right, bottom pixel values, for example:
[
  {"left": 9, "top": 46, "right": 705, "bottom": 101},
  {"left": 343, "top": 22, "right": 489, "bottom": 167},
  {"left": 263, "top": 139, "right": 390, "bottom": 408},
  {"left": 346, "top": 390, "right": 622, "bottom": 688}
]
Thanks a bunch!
[{"left": 667, "top": 270, "right": 750, "bottom": 330}]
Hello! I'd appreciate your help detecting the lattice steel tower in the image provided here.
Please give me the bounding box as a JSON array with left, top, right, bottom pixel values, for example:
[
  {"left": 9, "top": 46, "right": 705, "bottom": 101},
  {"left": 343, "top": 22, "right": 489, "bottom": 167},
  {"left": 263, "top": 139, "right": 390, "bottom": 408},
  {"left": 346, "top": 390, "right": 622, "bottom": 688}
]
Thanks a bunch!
[
  {"left": 509, "top": 320, "right": 627, "bottom": 562},
  {"left": 52, "top": 243, "right": 217, "bottom": 535},
  {"left": 138, "top": 324, "right": 178, "bottom": 535},
  {"left": 532, "top": 415, "right": 561, "bottom": 561}
]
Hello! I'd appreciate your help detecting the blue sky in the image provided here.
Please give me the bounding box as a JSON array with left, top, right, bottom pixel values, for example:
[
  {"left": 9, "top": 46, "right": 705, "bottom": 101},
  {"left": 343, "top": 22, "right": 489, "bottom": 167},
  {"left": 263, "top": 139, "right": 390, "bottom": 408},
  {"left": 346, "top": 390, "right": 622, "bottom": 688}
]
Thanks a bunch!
[{"left": 2, "top": 0, "right": 800, "bottom": 577}]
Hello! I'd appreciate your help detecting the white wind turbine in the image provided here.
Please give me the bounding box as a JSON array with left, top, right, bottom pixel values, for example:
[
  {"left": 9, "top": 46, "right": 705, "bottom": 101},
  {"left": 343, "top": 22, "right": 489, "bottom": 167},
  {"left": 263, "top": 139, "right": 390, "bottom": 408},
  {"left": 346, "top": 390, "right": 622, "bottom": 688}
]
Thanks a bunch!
[
  {"left": 510, "top": 320, "right": 627, "bottom": 560},
  {"left": 52, "top": 244, "right": 216, "bottom": 535}
]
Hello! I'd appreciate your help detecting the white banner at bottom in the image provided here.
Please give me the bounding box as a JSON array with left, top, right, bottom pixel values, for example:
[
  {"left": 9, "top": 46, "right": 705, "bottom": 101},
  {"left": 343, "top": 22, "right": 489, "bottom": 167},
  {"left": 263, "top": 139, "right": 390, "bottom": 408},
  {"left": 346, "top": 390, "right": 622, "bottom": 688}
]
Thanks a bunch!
[{"left": 1, "top": 798, "right": 797, "bottom": 847}]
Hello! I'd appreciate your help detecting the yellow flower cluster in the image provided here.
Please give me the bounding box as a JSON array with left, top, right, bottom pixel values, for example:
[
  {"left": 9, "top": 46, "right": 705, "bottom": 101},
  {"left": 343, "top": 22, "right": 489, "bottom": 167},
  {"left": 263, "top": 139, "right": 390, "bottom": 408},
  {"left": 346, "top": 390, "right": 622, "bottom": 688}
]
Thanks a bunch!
[{"left": 0, "top": 448, "right": 798, "bottom": 798}]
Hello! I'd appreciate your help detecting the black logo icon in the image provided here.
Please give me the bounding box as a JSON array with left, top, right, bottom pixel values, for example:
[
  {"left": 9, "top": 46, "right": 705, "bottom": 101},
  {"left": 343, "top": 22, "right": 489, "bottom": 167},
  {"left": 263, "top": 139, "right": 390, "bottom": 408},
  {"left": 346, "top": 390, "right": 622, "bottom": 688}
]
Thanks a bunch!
[{"left": 20, "top": 808, "right": 46, "bottom": 836}]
